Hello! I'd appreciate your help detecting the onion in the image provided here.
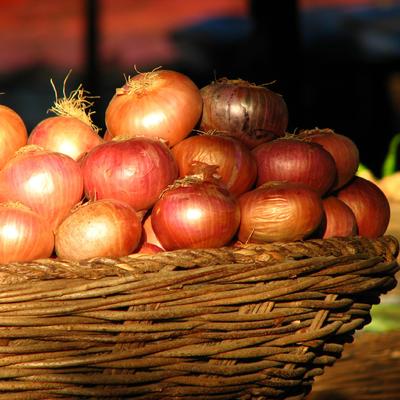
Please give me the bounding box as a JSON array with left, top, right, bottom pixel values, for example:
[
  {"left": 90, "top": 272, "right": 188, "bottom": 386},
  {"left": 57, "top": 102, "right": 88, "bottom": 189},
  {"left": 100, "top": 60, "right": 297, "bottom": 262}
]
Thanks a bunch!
[
  {"left": 81, "top": 137, "right": 178, "bottom": 212},
  {"left": 298, "top": 128, "right": 359, "bottom": 190},
  {"left": 0, "top": 104, "right": 28, "bottom": 170},
  {"left": 105, "top": 69, "right": 203, "bottom": 147},
  {"left": 0, "top": 201, "right": 54, "bottom": 264},
  {"left": 318, "top": 196, "right": 358, "bottom": 239},
  {"left": 199, "top": 78, "right": 288, "bottom": 149},
  {"left": 136, "top": 242, "right": 164, "bottom": 254},
  {"left": 336, "top": 176, "right": 390, "bottom": 238},
  {"left": 28, "top": 82, "right": 103, "bottom": 161},
  {"left": 238, "top": 181, "right": 324, "bottom": 243},
  {"left": 55, "top": 199, "right": 141, "bottom": 261},
  {"left": 252, "top": 137, "right": 337, "bottom": 196},
  {"left": 171, "top": 133, "right": 257, "bottom": 196},
  {"left": 0, "top": 145, "right": 84, "bottom": 231},
  {"left": 29, "top": 116, "right": 103, "bottom": 161},
  {"left": 151, "top": 177, "right": 240, "bottom": 250}
]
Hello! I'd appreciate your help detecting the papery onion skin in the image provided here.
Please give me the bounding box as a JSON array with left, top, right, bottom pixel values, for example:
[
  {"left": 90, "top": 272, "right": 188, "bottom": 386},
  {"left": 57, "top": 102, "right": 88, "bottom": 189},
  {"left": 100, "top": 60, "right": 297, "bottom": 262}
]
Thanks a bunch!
[
  {"left": 0, "top": 202, "right": 54, "bottom": 264},
  {"left": 238, "top": 181, "right": 324, "bottom": 243},
  {"left": 171, "top": 134, "right": 257, "bottom": 196},
  {"left": 298, "top": 128, "right": 359, "bottom": 191},
  {"left": 199, "top": 78, "right": 288, "bottom": 149},
  {"left": 28, "top": 116, "right": 103, "bottom": 161},
  {"left": 0, "top": 146, "right": 84, "bottom": 231},
  {"left": 151, "top": 180, "right": 240, "bottom": 250},
  {"left": 81, "top": 137, "right": 178, "bottom": 212},
  {"left": 336, "top": 176, "right": 390, "bottom": 238},
  {"left": 0, "top": 105, "right": 28, "bottom": 170},
  {"left": 318, "top": 196, "right": 358, "bottom": 239},
  {"left": 141, "top": 213, "right": 165, "bottom": 250},
  {"left": 55, "top": 199, "right": 142, "bottom": 261},
  {"left": 252, "top": 138, "right": 337, "bottom": 196},
  {"left": 105, "top": 69, "right": 203, "bottom": 147}
]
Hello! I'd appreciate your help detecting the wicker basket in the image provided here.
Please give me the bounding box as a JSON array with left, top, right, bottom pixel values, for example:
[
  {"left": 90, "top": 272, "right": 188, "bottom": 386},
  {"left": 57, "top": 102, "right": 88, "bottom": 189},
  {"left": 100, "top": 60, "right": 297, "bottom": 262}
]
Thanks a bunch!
[{"left": 0, "top": 235, "right": 398, "bottom": 400}]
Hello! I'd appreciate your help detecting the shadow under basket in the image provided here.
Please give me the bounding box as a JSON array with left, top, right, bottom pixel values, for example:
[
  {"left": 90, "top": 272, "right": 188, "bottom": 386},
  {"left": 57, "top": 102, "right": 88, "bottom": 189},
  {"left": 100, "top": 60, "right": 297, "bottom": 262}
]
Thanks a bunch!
[{"left": 0, "top": 236, "right": 398, "bottom": 400}]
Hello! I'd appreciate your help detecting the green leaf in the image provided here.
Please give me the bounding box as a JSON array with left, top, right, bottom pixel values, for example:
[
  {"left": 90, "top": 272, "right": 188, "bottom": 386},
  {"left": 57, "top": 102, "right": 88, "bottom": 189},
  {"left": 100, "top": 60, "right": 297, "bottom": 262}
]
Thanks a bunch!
[{"left": 382, "top": 133, "right": 400, "bottom": 177}]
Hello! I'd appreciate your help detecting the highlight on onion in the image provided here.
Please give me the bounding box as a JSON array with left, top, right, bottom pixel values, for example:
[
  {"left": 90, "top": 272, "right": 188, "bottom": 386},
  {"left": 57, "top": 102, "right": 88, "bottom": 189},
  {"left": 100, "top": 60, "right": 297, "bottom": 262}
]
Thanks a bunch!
[
  {"left": 199, "top": 78, "right": 288, "bottom": 149},
  {"left": 81, "top": 137, "right": 178, "bottom": 212},
  {"left": 252, "top": 137, "right": 337, "bottom": 196},
  {"left": 298, "top": 128, "right": 359, "bottom": 190},
  {"left": 0, "top": 104, "right": 28, "bottom": 170},
  {"left": 0, "top": 201, "right": 54, "bottom": 264},
  {"left": 151, "top": 176, "right": 241, "bottom": 250},
  {"left": 55, "top": 199, "right": 142, "bottom": 261},
  {"left": 238, "top": 181, "right": 324, "bottom": 243},
  {"left": 336, "top": 176, "right": 390, "bottom": 238},
  {"left": 28, "top": 77, "right": 103, "bottom": 161},
  {"left": 317, "top": 196, "right": 358, "bottom": 239},
  {"left": 171, "top": 132, "right": 257, "bottom": 196},
  {"left": 105, "top": 68, "right": 203, "bottom": 147},
  {"left": 0, "top": 145, "right": 84, "bottom": 231}
]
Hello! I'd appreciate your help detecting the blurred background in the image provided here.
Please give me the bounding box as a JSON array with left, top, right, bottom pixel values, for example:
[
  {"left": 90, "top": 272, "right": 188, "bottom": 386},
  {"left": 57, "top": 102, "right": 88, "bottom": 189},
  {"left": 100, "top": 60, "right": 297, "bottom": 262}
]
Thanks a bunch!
[{"left": 1, "top": 0, "right": 400, "bottom": 176}]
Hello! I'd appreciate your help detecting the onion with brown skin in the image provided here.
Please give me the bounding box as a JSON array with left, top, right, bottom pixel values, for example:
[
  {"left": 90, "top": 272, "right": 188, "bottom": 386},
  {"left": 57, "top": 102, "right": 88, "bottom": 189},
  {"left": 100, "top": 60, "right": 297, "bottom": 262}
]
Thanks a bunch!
[
  {"left": 0, "top": 145, "right": 84, "bottom": 231},
  {"left": 0, "top": 104, "right": 28, "bottom": 170},
  {"left": 318, "top": 196, "right": 358, "bottom": 239},
  {"left": 28, "top": 81, "right": 103, "bottom": 161},
  {"left": 105, "top": 69, "right": 203, "bottom": 147},
  {"left": 80, "top": 137, "right": 178, "bottom": 212},
  {"left": 151, "top": 176, "right": 241, "bottom": 251},
  {"left": 298, "top": 128, "right": 360, "bottom": 191},
  {"left": 171, "top": 133, "right": 257, "bottom": 196},
  {"left": 55, "top": 199, "right": 142, "bottom": 261},
  {"left": 0, "top": 201, "right": 54, "bottom": 264},
  {"left": 238, "top": 181, "right": 324, "bottom": 243},
  {"left": 252, "top": 137, "right": 337, "bottom": 196},
  {"left": 336, "top": 176, "right": 390, "bottom": 238},
  {"left": 199, "top": 78, "right": 288, "bottom": 149}
]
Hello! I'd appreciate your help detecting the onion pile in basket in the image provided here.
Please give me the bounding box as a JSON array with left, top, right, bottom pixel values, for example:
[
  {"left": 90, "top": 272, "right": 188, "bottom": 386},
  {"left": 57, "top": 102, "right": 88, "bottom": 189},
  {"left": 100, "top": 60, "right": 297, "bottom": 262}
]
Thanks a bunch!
[{"left": 0, "top": 68, "right": 391, "bottom": 263}]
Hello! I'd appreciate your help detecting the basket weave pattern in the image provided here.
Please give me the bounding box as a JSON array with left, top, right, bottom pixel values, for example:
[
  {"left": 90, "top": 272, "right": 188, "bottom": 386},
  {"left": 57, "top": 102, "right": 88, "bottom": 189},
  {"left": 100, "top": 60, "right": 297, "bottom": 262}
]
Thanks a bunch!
[{"left": 0, "top": 236, "right": 398, "bottom": 399}]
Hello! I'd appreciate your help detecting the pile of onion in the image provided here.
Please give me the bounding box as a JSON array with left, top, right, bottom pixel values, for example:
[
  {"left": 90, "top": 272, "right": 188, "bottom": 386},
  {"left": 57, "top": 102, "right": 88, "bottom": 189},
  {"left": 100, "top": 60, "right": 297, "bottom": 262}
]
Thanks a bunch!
[
  {"left": 28, "top": 76, "right": 103, "bottom": 161},
  {"left": 105, "top": 69, "right": 203, "bottom": 147},
  {"left": 199, "top": 78, "right": 288, "bottom": 149}
]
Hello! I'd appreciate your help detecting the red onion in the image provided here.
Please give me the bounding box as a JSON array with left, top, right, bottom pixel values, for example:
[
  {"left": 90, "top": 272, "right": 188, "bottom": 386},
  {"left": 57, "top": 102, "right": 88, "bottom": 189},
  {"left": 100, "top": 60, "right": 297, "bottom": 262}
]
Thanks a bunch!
[
  {"left": 238, "top": 181, "right": 324, "bottom": 243},
  {"left": 151, "top": 177, "right": 240, "bottom": 250},
  {"left": 336, "top": 176, "right": 390, "bottom": 238},
  {"left": 171, "top": 133, "right": 257, "bottom": 196},
  {"left": 199, "top": 78, "right": 288, "bottom": 149},
  {"left": 318, "top": 196, "right": 358, "bottom": 238},
  {"left": 55, "top": 199, "right": 142, "bottom": 261},
  {"left": 0, "top": 145, "right": 84, "bottom": 231},
  {"left": 81, "top": 137, "right": 178, "bottom": 212},
  {"left": 0, "top": 104, "right": 28, "bottom": 170},
  {"left": 252, "top": 137, "right": 337, "bottom": 196},
  {"left": 105, "top": 69, "right": 203, "bottom": 147},
  {"left": 298, "top": 128, "right": 359, "bottom": 190},
  {"left": 0, "top": 201, "right": 54, "bottom": 263}
]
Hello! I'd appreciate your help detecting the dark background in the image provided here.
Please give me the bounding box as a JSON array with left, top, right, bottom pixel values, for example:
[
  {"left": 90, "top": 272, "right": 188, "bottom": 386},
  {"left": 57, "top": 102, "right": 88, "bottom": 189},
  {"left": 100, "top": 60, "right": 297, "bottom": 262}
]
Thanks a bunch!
[{"left": 1, "top": 0, "right": 400, "bottom": 177}]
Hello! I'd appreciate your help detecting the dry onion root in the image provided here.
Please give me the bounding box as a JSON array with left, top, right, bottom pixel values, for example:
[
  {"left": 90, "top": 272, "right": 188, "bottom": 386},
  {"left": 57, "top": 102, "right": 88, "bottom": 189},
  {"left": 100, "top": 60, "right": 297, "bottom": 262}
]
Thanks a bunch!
[{"left": 28, "top": 71, "right": 103, "bottom": 161}]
